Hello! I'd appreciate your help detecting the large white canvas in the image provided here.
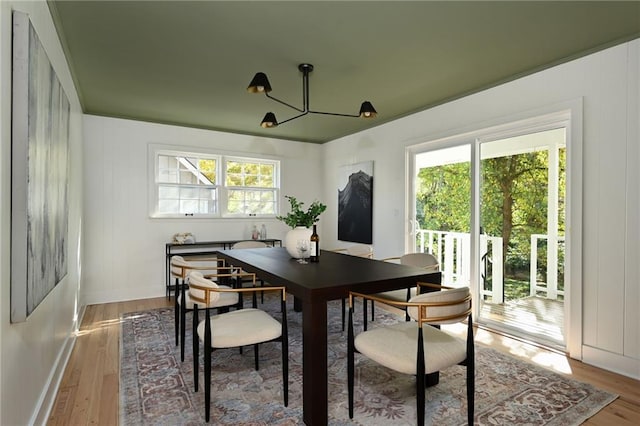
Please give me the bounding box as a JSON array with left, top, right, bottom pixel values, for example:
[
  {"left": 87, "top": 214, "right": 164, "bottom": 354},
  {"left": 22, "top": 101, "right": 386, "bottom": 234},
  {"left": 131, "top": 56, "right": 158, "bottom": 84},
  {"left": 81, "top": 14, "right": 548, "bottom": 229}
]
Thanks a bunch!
[{"left": 11, "top": 11, "right": 70, "bottom": 322}]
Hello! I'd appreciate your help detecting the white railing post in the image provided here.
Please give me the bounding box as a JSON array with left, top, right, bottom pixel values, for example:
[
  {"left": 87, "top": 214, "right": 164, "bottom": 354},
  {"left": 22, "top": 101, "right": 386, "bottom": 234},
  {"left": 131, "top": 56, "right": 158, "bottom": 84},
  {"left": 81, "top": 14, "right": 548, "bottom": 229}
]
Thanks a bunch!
[
  {"left": 530, "top": 234, "right": 539, "bottom": 297},
  {"left": 492, "top": 237, "right": 504, "bottom": 304}
]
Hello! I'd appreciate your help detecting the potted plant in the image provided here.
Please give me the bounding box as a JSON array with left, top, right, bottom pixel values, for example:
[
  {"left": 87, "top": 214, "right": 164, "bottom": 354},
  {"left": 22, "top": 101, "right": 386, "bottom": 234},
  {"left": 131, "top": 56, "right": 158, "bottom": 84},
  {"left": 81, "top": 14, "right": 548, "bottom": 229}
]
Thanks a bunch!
[{"left": 277, "top": 195, "right": 326, "bottom": 258}]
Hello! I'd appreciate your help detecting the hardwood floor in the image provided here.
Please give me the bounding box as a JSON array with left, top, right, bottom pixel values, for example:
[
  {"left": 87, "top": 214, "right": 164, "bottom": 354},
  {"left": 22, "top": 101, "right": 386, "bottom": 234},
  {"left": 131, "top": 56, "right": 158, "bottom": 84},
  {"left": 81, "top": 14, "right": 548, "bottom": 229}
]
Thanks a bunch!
[{"left": 47, "top": 297, "right": 640, "bottom": 425}]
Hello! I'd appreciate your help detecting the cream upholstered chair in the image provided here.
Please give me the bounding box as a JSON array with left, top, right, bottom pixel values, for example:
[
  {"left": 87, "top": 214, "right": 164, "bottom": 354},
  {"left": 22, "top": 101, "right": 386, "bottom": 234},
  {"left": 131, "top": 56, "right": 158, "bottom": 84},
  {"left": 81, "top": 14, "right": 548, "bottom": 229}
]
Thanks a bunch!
[
  {"left": 331, "top": 245, "right": 374, "bottom": 331},
  {"left": 188, "top": 271, "right": 289, "bottom": 422},
  {"left": 348, "top": 283, "right": 474, "bottom": 426},
  {"left": 368, "top": 253, "right": 440, "bottom": 323},
  {"left": 171, "top": 256, "right": 248, "bottom": 361}
]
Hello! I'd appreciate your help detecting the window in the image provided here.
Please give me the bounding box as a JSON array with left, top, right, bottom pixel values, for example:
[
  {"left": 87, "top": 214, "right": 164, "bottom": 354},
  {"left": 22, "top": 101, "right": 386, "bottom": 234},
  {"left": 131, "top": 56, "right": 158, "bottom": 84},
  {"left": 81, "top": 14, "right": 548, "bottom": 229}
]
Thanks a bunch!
[
  {"left": 225, "top": 158, "right": 278, "bottom": 215},
  {"left": 150, "top": 146, "right": 279, "bottom": 218}
]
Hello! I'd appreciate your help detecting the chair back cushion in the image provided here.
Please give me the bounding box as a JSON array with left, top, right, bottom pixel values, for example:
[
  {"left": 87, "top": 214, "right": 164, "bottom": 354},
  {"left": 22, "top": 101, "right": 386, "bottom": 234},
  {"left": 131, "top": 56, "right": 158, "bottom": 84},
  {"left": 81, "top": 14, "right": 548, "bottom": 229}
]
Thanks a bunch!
[
  {"left": 400, "top": 253, "right": 439, "bottom": 271},
  {"left": 188, "top": 271, "right": 220, "bottom": 303},
  {"left": 170, "top": 255, "right": 187, "bottom": 277},
  {"left": 232, "top": 241, "right": 269, "bottom": 249},
  {"left": 345, "top": 244, "right": 373, "bottom": 258},
  {"left": 407, "top": 286, "right": 470, "bottom": 324}
]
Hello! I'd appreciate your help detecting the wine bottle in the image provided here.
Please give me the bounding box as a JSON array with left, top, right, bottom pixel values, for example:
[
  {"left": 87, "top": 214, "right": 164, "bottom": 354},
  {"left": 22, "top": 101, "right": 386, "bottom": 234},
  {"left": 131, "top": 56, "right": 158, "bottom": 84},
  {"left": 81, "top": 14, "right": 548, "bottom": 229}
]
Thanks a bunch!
[{"left": 310, "top": 224, "right": 319, "bottom": 262}]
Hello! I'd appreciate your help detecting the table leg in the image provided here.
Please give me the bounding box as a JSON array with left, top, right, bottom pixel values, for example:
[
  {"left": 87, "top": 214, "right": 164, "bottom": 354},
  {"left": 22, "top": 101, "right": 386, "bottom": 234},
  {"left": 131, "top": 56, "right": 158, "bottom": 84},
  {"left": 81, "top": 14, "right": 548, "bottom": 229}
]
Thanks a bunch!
[{"left": 302, "top": 299, "right": 328, "bottom": 425}]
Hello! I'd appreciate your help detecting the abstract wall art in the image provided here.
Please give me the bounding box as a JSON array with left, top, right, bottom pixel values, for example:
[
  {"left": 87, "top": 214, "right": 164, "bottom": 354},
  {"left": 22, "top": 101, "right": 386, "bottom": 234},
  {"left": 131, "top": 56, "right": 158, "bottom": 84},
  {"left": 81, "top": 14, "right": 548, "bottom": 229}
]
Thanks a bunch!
[
  {"left": 11, "top": 11, "right": 70, "bottom": 322},
  {"left": 337, "top": 161, "right": 373, "bottom": 244}
]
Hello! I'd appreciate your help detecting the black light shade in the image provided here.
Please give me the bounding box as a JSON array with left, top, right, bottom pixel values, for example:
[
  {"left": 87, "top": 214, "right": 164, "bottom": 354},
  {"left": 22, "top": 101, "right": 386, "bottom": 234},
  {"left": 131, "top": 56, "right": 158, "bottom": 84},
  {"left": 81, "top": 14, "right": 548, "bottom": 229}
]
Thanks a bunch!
[
  {"left": 260, "top": 112, "right": 278, "bottom": 128},
  {"left": 359, "top": 101, "right": 377, "bottom": 118},
  {"left": 247, "top": 72, "right": 272, "bottom": 93}
]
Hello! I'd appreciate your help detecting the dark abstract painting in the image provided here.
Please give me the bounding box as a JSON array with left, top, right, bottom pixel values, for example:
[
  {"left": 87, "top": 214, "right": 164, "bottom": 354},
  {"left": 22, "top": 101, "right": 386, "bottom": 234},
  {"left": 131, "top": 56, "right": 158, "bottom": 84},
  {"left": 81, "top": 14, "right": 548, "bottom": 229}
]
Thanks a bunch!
[
  {"left": 11, "top": 11, "right": 70, "bottom": 322},
  {"left": 338, "top": 161, "right": 373, "bottom": 244}
]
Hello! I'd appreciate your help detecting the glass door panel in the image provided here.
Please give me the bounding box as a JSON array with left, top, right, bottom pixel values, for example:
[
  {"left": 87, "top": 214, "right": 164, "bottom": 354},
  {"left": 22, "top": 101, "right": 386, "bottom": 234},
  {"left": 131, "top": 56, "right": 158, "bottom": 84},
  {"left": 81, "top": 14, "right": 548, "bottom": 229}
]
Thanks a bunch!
[
  {"left": 412, "top": 145, "right": 471, "bottom": 288},
  {"left": 478, "top": 128, "right": 566, "bottom": 349}
]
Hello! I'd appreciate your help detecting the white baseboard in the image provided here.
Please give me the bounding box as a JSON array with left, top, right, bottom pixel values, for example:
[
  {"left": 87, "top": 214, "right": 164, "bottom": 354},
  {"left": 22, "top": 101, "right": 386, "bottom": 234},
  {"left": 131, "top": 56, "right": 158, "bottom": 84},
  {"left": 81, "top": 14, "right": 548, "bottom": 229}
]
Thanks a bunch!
[
  {"left": 30, "top": 305, "right": 86, "bottom": 426},
  {"left": 84, "top": 285, "right": 165, "bottom": 306},
  {"left": 582, "top": 344, "right": 640, "bottom": 380}
]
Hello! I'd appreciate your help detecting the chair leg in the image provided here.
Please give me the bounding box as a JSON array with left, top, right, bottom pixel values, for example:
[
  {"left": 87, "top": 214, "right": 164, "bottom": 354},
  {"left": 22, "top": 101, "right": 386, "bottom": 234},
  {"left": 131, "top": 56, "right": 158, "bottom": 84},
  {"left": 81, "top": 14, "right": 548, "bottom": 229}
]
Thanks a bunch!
[
  {"left": 193, "top": 305, "right": 199, "bottom": 392},
  {"left": 174, "top": 278, "right": 180, "bottom": 346},
  {"left": 180, "top": 302, "right": 188, "bottom": 362},
  {"left": 467, "top": 315, "right": 475, "bottom": 425},
  {"left": 405, "top": 287, "right": 411, "bottom": 321},
  {"left": 341, "top": 298, "right": 346, "bottom": 331},
  {"left": 416, "top": 327, "right": 425, "bottom": 426},
  {"left": 363, "top": 298, "right": 369, "bottom": 331},
  {"left": 370, "top": 300, "right": 375, "bottom": 321},
  {"left": 281, "top": 298, "right": 289, "bottom": 407},
  {"left": 204, "top": 308, "right": 212, "bottom": 422},
  {"left": 254, "top": 344, "right": 260, "bottom": 370},
  {"left": 347, "top": 305, "right": 355, "bottom": 419}
]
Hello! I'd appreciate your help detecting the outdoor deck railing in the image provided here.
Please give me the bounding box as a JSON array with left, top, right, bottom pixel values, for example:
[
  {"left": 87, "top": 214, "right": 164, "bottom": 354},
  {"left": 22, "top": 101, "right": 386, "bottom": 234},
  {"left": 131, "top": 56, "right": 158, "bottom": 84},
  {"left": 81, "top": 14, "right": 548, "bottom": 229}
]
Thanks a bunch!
[{"left": 416, "top": 229, "right": 564, "bottom": 302}]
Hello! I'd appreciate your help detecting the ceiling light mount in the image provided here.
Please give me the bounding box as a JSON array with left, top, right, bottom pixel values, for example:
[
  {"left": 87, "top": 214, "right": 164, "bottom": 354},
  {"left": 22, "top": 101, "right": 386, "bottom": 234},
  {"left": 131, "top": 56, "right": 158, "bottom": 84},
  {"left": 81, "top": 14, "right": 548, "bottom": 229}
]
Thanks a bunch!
[{"left": 247, "top": 63, "right": 376, "bottom": 128}]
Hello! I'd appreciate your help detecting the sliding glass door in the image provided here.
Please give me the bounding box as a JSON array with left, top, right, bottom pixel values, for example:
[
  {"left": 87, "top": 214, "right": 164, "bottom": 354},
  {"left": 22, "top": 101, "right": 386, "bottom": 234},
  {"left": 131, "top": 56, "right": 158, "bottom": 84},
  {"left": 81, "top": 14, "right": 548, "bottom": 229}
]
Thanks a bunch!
[{"left": 407, "top": 119, "right": 568, "bottom": 350}]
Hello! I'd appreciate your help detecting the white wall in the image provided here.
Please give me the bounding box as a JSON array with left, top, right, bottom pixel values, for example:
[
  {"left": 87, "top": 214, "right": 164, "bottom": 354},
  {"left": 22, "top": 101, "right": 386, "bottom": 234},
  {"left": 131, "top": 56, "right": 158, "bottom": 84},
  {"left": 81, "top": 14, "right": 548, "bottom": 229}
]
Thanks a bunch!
[
  {"left": 82, "top": 116, "right": 322, "bottom": 304},
  {"left": 0, "top": 1, "right": 84, "bottom": 424},
  {"left": 322, "top": 40, "right": 640, "bottom": 379}
]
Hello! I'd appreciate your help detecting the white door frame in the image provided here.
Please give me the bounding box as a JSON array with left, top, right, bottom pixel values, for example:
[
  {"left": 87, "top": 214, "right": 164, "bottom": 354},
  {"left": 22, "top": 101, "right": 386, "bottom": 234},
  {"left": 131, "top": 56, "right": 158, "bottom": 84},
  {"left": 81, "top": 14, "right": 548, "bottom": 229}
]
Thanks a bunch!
[{"left": 405, "top": 99, "right": 583, "bottom": 359}]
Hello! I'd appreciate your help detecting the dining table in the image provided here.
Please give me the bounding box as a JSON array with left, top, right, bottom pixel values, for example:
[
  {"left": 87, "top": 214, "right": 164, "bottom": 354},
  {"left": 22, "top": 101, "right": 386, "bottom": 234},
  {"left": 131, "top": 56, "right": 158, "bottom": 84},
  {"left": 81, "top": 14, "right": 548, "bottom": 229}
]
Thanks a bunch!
[{"left": 216, "top": 247, "right": 441, "bottom": 425}]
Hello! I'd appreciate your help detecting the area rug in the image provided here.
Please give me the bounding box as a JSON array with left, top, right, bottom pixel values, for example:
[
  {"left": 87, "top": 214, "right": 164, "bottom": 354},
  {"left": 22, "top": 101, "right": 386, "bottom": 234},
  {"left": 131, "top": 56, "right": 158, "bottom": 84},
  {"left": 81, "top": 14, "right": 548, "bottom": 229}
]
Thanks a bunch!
[{"left": 120, "top": 298, "right": 616, "bottom": 425}]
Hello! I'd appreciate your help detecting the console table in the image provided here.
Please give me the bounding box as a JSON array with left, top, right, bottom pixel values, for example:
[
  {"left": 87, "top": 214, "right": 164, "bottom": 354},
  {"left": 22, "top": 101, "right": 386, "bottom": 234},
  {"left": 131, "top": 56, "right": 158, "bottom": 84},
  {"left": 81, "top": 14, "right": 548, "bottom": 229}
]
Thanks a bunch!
[{"left": 165, "top": 239, "right": 282, "bottom": 297}]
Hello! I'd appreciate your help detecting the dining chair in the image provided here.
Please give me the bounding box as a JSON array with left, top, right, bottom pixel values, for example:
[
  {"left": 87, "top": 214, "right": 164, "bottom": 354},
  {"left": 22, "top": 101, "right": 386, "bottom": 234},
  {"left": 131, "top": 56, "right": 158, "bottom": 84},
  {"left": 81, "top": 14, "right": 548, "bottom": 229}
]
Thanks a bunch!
[
  {"left": 188, "top": 271, "right": 289, "bottom": 422},
  {"left": 348, "top": 283, "right": 474, "bottom": 426},
  {"left": 366, "top": 253, "right": 440, "bottom": 325},
  {"left": 231, "top": 240, "right": 270, "bottom": 304},
  {"left": 171, "top": 256, "right": 248, "bottom": 361},
  {"left": 331, "top": 245, "right": 374, "bottom": 331}
]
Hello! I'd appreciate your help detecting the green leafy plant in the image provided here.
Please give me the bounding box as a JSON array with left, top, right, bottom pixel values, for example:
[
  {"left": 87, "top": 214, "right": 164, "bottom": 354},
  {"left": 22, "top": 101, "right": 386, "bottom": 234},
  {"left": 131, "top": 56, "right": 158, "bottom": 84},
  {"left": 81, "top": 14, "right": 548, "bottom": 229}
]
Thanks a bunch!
[{"left": 277, "top": 195, "right": 327, "bottom": 228}]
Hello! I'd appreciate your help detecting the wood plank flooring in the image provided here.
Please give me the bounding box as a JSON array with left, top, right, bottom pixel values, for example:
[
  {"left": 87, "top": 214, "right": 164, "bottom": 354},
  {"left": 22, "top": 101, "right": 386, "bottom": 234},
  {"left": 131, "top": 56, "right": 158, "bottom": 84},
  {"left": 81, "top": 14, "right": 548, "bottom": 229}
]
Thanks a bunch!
[{"left": 47, "top": 297, "right": 640, "bottom": 425}]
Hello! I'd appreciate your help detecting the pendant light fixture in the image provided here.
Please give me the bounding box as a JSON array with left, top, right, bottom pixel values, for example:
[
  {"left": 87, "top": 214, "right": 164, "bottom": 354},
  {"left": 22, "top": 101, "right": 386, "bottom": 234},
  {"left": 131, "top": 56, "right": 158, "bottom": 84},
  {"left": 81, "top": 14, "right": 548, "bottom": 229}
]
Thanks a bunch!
[{"left": 247, "top": 63, "right": 377, "bottom": 128}]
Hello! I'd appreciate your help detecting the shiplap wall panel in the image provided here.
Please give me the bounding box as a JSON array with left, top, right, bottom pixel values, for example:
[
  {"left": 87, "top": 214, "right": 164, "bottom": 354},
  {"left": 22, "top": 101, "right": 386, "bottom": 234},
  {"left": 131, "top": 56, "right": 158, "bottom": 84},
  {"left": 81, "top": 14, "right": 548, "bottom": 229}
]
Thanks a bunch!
[{"left": 624, "top": 40, "right": 640, "bottom": 360}]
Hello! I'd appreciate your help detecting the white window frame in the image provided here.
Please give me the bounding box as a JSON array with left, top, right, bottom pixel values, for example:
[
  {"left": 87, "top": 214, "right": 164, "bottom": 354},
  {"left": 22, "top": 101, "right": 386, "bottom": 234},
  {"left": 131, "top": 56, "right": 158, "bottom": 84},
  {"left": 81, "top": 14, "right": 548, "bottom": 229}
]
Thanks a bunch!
[
  {"left": 222, "top": 156, "right": 280, "bottom": 218},
  {"left": 148, "top": 144, "right": 280, "bottom": 219}
]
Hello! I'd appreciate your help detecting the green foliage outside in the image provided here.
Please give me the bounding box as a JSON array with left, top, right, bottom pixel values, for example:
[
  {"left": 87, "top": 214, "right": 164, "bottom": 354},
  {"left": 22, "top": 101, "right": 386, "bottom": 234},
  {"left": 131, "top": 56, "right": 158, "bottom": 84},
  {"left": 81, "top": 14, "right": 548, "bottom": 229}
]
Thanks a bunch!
[{"left": 416, "top": 148, "right": 566, "bottom": 301}]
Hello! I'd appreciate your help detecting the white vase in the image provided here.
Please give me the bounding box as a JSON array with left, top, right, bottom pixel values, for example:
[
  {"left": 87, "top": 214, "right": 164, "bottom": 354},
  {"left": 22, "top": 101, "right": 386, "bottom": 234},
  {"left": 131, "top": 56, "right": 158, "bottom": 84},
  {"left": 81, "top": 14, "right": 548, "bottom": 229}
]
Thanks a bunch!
[{"left": 285, "top": 226, "right": 312, "bottom": 258}]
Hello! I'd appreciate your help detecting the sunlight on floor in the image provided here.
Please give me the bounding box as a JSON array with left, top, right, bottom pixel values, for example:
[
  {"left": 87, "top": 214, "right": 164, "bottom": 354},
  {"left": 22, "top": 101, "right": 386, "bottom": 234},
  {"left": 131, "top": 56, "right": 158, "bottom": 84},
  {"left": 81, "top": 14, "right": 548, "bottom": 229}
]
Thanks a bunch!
[
  {"left": 74, "top": 317, "right": 129, "bottom": 337},
  {"left": 443, "top": 323, "right": 573, "bottom": 375}
]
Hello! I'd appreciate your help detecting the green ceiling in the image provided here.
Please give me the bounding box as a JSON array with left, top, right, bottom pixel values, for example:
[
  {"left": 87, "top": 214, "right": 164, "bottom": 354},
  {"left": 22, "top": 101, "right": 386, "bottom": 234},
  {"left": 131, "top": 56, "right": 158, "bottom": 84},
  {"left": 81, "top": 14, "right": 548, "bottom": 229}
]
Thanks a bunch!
[{"left": 48, "top": 1, "right": 640, "bottom": 143}]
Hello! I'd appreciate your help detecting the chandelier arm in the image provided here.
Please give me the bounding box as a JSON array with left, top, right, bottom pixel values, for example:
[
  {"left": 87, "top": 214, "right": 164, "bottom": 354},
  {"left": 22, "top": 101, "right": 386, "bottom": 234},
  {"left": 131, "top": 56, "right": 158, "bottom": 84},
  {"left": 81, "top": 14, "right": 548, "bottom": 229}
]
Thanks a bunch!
[
  {"left": 308, "top": 110, "right": 360, "bottom": 118},
  {"left": 277, "top": 111, "right": 310, "bottom": 125},
  {"left": 265, "top": 92, "right": 305, "bottom": 113}
]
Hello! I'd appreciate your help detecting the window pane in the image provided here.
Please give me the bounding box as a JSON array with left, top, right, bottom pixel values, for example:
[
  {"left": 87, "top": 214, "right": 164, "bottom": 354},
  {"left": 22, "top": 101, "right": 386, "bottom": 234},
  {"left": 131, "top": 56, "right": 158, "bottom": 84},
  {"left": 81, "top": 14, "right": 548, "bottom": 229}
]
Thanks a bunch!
[
  {"left": 199, "top": 159, "right": 216, "bottom": 184},
  {"left": 227, "top": 161, "right": 241, "bottom": 174},
  {"left": 260, "top": 164, "right": 274, "bottom": 176},
  {"left": 245, "top": 175, "right": 259, "bottom": 187},
  {"left": 226, "top": 174, "right": 243, "bottom": 186},
  {"left": 180, "top": 199, "right": 199, "bottom": 213},
  {"left": 158, "top": 185, "right": 179, "bottom": 198},
  {"left": 158, "top": 199, "right": 179, "bottom": 213}
]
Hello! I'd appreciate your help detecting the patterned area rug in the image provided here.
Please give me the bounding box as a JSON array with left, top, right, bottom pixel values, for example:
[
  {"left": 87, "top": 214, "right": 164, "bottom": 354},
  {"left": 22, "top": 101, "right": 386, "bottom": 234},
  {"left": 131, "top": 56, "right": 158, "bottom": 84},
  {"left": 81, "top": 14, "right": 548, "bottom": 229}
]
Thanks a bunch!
[{"left": 120, "top": 298, "right": 616, "bottom": 425}]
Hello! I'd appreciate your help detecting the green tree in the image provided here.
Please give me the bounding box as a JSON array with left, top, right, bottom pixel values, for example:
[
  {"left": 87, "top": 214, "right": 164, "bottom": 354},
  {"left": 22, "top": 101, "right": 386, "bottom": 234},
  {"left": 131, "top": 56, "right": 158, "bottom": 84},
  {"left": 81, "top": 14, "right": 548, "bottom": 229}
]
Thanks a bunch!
[{"left": 416, "top": 148, "right": 565, "bottom": 292}]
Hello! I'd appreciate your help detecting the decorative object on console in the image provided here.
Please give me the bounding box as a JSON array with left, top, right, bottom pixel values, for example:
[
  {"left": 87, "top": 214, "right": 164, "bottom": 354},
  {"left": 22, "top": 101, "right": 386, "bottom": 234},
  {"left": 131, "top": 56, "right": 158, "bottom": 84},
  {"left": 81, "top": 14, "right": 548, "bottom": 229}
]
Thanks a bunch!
[
  {"left": 172, "top": 232, "right": 196, "bottom": 244},
  {"left": 277, "top": 195, "right": 326, "bottom": 258},
  {"left": 247, "top": 63, "right": 377, "bottom": 128}
]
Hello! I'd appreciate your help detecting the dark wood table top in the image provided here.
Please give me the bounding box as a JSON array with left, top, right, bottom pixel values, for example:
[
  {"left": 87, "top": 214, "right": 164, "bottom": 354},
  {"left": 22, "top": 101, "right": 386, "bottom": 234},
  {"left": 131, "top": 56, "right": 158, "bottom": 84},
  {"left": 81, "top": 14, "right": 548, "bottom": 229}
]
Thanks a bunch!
[{"left": 217, "top": 247, "right": 439, "bottom": 302}]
